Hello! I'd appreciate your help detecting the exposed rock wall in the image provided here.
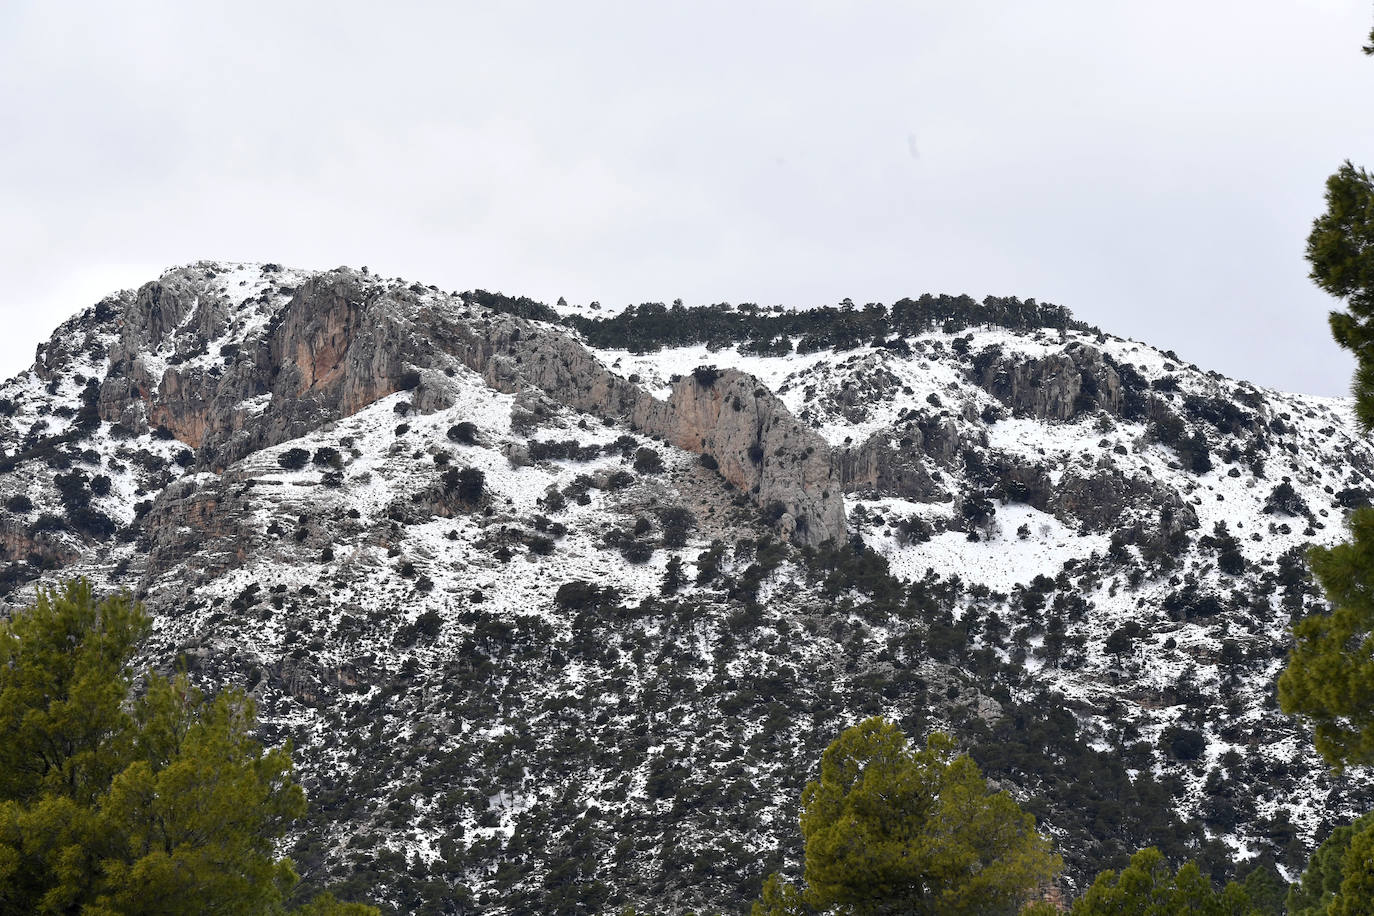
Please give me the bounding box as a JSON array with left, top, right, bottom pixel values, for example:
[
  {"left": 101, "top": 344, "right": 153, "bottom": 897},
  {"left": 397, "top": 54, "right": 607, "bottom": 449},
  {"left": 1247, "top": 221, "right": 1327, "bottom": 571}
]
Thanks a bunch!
[
  {"left": 971, "top": 343, "right": 1122, "bottom": 421},
  {"left": 835, "top": 434, "right": 946, "bottom": 503},
  {"left": 0, "top": 516, "right": 81, "bottom": 567},
  {"left": 1051, "top": 465, "right": 1197, "bottom": 535},
  {"left": 429, "top": 311, "right": 847, "bottom": 546},
  {"left": 95, "top": 269, "right": 849, "bottom": 547},
  {"left": 98, "top": 271, "right": 415, "bottom": 469},
  {"left": 423, "top": 307, "right": 644, "bottom": 422},
  {"left": 136, "top": 475, "right": 257, "bottom": 585},
  {"left": 632, "top": 371, "right": 846, "bottom": 546}
]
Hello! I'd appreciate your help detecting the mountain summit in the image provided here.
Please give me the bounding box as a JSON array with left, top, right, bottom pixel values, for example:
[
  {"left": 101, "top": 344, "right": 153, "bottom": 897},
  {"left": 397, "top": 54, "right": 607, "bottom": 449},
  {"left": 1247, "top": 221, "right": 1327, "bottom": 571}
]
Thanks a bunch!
[{"left": 0, "top": 260, "right": 1366, "bottom": 912}]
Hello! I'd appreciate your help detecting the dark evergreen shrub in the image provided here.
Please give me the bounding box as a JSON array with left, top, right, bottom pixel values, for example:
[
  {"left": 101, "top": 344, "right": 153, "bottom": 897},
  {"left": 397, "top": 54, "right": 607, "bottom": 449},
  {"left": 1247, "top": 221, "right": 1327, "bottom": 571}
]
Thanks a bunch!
[
  {"left": 657, "top": 506, "right": 696, "bottom": 548},
  {"left": 1264, "top": 481, "right": 1308, "bottom": 517},
  {"left": 442, "top": 467, "right": 485, "bottom": 505},
  {"left": 692, "top": 366, "right": 722, "bottom": 387},
  {"left": 278, "top": 448, "right": 310, "bottom": 470},
  {"left": 447, "top": 422, "right": 479, "bottom": 445},
  {"left": 620, "top": 540, "right": 655, "bottom": 564},
  {"left": 1162, "top": 725, "right": 1207, "bottom": 761},
  {"left": 1337, "top": 487, "right": 1372, "bottom": 508},
  {"left": 554, "top": 580, "right": 619, "bottom": 611},
  {"left": 415, "top": 609, "right": 442, "bottom": 637},
  {"left": 313, "top": 447, "right": 344, "bottom": 470},
  {"left": 633, "top": 447, "right": 664, "bottom": 474},
  {"left": 529, "top": 440, "right": 600, "bottom": 462},
  {"left": 32, "top": 513, "right": 65, "bottom": 532},
  {"left": 606, "top": 470, "right": 636, "bottom": 491}
]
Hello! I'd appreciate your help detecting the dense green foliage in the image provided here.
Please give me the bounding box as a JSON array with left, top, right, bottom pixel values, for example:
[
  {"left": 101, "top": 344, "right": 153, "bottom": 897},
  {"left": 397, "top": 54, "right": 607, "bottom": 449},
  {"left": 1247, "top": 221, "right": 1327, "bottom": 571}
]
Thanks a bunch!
[
  {"left": 1287, "top": 812, "right": 1374, "bottom": 916},
  {"left": 1306, "top": 161, "right": 1374, "bottom": 431},
  {"left": 566, "top": 295, "right": 1092, "bottom": 355},
  {"left": 1279, "top": 508, "right": 1374, "bottom": 768},
  {"left": 1281, "top": 8, "right": 1374, "bottom": 772},
  {"left": 0, "top": 579, "right": 376, "bottom": 915},
  {"left": 467, "top": 284, "right": 1097, "bottom": 354},
  {"left": 758, "top": 717, "right": 1059, "bottom": 915},
  {"left": 1069, "top": 847, "right": 1254, "bottom": 915}
]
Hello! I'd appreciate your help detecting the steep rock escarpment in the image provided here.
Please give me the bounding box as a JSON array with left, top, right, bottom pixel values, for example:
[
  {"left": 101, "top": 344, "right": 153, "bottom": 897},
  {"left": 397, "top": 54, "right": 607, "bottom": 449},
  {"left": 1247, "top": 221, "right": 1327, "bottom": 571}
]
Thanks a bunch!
[
  {"left": 431, "top": 310, "right": 846, "bottom": 546},
  {"left": 835, "top": 434, "right": 947, "bottom": 503},
  {"left": 93, "top": 268, "right": 848, "bottom": 547},
  {"left": 0, "top": 516, "right": 82, "bottom": 570},
  {"left": 971, "top": 343, "right": 1123, "bottom": 421},
  {"left": 99, "top": 271, "right": 418, "bottom": 468},
  {"left": 136, "top": 474, "right": 261, "bottom": 585},
  {"left": 632, "top": 370, "right": 846, "bottom": 546}
]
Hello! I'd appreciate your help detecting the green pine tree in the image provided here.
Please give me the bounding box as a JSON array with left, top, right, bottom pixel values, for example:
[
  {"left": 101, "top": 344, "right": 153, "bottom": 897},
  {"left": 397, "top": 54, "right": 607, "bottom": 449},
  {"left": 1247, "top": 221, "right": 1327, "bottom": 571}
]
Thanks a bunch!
[
  {"left": 1278, "top": 509, "right": 1374, "bottom": 768},
  {"left": 1280, "top": 18, "right": 1374, "bottom": 916},
  {"left": 1278, "top": 20, "right": 1374, "bottom": 771},
  {"left": 1304, "top": 160, "right": 1374, "bottom": 431},
  {"left": 758, "top": 717, "right": 1059, "bottom": 915},
  {"left": 1069, "top": 847, "right": 1255, "bottom": 915},
  {"left": 0, "top": 579, "right": 378, "bottom": 915},
  {"left": 750, "top": 873, "right": 804, "bottom": 916},
  {"left": 1288, "top": 812, "right": 1374, "bottom": 916}
]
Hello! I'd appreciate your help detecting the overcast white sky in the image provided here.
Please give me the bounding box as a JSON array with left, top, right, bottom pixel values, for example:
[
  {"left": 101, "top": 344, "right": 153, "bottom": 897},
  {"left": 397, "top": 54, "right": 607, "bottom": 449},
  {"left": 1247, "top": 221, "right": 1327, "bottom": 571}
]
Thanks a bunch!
[{"left": 3, "top": 2, "right": 1372, "bottom": 395}]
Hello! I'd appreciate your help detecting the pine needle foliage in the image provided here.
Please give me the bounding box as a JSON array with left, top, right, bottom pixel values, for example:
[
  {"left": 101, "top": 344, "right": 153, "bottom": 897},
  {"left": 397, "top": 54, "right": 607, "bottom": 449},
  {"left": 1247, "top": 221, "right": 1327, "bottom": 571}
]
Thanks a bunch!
[
  {"left": 757, "top": 717, "right": 1059, "bottom": 915},
  {"left": 0, "top": 579, "right": 376, "bottom": 916}
]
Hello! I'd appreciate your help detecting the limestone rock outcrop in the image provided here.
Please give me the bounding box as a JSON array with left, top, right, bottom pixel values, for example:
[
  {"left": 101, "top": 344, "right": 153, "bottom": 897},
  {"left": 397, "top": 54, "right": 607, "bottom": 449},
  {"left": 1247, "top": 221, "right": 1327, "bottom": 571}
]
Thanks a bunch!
[
  {"left": 1050, "top": 465, "right": 1197, "bottom": 535},
  {"left": 632, "top": 370, "right": 846, "bottom": 546},
  {"left": 835, "top": 433, "right": 947, "bottom": 502},
  {"left": 430, "top": 312, "right": 846, "bottom": 545},
  {"left": 970, "top": 342, "right": 1122, "bottom": 421},
  {"left": 91, "top": 267, "right": 849, "bottom": 547}
]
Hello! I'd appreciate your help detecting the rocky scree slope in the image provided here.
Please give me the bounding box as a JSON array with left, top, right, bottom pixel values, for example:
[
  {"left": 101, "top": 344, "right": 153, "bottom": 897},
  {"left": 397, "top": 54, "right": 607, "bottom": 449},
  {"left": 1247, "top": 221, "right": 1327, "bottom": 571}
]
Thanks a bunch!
[{"left": 0, "top": 262, "right": 1369, "bottom": 913}]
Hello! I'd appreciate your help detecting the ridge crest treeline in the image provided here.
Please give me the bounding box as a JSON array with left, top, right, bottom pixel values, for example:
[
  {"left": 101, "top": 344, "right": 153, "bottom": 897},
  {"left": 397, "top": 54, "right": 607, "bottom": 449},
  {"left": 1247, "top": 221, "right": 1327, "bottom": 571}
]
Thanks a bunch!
[{"left": 462, "top": 288, "right": 1097, "bottom": 354}]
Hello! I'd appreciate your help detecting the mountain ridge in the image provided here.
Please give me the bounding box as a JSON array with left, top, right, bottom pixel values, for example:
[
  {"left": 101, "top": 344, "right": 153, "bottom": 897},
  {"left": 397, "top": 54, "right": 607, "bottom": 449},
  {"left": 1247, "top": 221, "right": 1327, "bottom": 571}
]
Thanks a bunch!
[{"left": 0, "top": 259, "right": 1367, "bottom": 913}]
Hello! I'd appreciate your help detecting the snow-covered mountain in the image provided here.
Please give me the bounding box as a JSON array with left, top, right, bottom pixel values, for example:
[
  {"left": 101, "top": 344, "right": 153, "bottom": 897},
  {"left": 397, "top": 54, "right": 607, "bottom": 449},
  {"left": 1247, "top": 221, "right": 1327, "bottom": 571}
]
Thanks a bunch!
[{"left": 0, "top": 261, "right": 1366, "bottom": 913}]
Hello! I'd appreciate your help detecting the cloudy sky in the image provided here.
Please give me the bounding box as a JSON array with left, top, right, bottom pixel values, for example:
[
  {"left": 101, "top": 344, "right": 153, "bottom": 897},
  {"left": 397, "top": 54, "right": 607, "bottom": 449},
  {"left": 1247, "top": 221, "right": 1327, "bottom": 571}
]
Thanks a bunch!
[{"left": 3, "top": 2, "right": 1372, "bottom": 395}]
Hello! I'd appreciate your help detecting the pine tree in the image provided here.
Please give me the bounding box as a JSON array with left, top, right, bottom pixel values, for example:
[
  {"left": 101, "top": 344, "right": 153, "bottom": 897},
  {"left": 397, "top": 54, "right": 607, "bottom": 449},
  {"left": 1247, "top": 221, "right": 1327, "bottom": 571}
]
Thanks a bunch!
[
  {"left": 1069, "top": 847, "right": 1254, "bottom": 915},
  {"left": 750, "top": 873, "right": 804, "bottom": 916},
  {"left": 1305, "top": 160, "right": 1374, "bottom": 430},
  {"left": 1288, "top": 812, "right": 1374, "bottom": 916},
  {"left": 661, "top": 555, "right": 685, "bottom": 595},
  {"left": 1279, "top": 36, "right": 1374, "bottom": 771},
  {"left": 1278, "top": 510, "right": 1374, "bottom": 767},
  {"left": 759, "top": 717, "right": 1060, "bottom": 915},
  {"left": 0, "top": 579, "right": 377, "bottom": 915}
]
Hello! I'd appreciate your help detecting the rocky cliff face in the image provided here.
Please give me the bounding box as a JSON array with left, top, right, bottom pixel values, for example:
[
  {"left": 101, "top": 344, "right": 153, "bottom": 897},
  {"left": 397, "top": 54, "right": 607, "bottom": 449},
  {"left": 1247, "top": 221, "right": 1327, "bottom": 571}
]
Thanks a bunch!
[
  {"left": 96, "top": 270, "right": 414, "bottom": 469},
  {"left": 969, "top": 341, "right": 1123, "bottom": 421},
  {"left": 79, "top": 266, "right": 847, "bottom": 547},
  {"left": 1, "top": 261, "right": 1371, "bottom": 914},
  {"left": 633, "top": 369, "right": 845, "bottom": 545}
]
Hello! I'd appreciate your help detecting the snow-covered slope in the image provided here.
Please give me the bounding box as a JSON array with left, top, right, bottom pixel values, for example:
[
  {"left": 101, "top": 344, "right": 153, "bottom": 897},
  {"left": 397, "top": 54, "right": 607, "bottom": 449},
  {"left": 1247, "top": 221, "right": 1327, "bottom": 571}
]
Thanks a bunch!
[{"left": 0, "top": 262, "right": 1364, "bottom": 912}]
